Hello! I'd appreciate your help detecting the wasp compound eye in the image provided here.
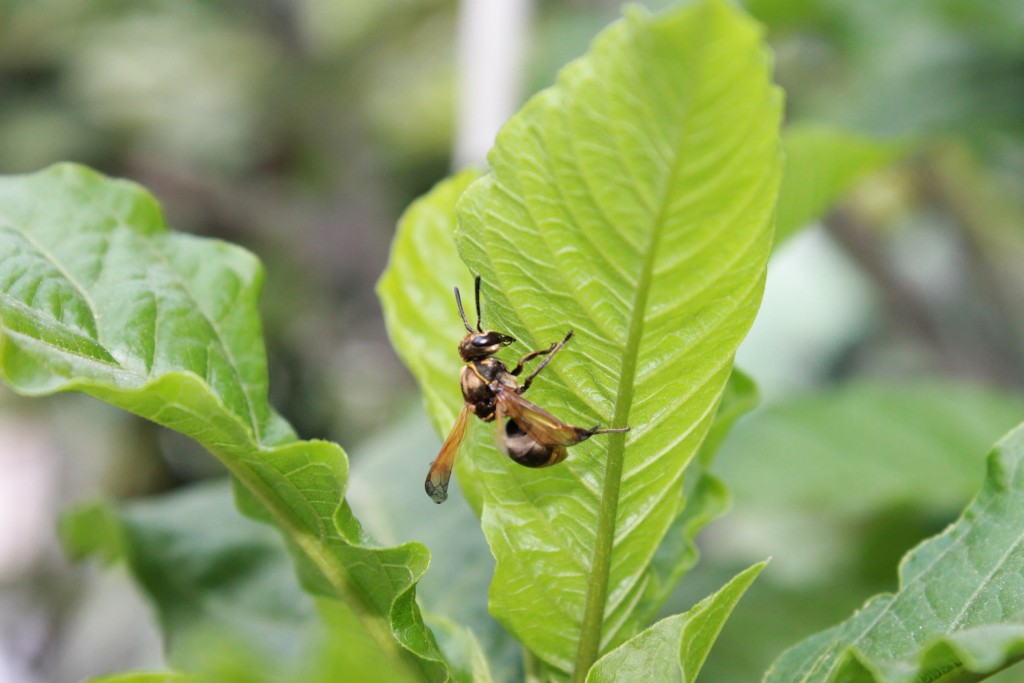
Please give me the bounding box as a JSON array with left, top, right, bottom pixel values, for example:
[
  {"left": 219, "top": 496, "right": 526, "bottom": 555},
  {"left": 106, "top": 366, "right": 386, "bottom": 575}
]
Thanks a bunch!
[{"left": 472, "top": 335, "right": 491, "bottom": 347}]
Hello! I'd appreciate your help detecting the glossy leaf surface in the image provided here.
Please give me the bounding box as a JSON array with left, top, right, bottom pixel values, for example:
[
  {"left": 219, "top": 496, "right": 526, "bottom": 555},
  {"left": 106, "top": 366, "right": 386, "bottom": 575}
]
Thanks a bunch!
[{"left": 0, "top": 164, "right": 445, "bottom": 681}]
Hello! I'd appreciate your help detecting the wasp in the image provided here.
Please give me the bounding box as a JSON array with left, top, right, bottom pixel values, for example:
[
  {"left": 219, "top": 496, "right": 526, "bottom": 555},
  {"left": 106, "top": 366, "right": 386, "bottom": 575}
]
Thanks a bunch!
[{"left": 425, "top": 276, "right": 630, "bottom": 503}]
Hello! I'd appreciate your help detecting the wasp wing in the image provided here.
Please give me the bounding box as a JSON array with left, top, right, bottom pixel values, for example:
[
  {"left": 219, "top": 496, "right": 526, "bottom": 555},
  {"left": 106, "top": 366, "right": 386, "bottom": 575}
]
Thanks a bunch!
[
  {"left": 425, "top": 404, "right": 471, "bottom": 504},
  {"left": 495, "top": 388, "right": 591, "bottom": 448}
]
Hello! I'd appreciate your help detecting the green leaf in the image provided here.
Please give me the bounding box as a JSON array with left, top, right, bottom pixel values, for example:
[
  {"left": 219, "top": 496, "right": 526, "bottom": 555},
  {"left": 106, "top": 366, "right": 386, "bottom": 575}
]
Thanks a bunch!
[
  {"left": 379, "top": 169, "right": 755, "bottom": 656},
  {"left": 85, "top": 674, "right": 185, "bottom": 683},
  {"left": 456, "top": 1, "right": 781, "bottom": 675},
  {"left": 683, "top": 380, "right": 1024, "bottom": 682},
  {"left": 0, "top": 164, "right": 445, "bottom": 681},
  {"left": 775, "top": 124, "right": 907, "bottom": 246},
  {"left": 64, "top": 480, "right": 428, "bottom": 683},
  {"left": 717, "top": 380, "right": 1024, "bottom": 517},
  {"left": 764, "top": 422, "right": 1024, "bottom": 683},
  {"left": 347, "top": 406, "right": 520, "bottom": 681},
  {"left": 638, "top": 370, "right": 758, "bottom": 628},
  {"left": 60, "top": 481, "right": 320, "bottom": 671},
  {"left": 379, "top": 1, "right": 781, "bottom": 676},
  {"left": 587, "top": 562, "right": 766, "bottom": 682}
]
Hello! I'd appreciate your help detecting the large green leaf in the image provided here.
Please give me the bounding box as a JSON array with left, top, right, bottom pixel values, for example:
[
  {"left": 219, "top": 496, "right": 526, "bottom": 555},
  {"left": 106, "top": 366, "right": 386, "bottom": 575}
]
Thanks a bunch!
[
  {"left": 379, "top": 2, "right": 781, "bottom": 676},
  {"left": 587, "top": 562, "right": 765, "bottom": 682},
  {"left": 455, "top": 2, "right": 781, "bottom": 675},
  {"left": 0, "top": 164, "right": 446, "bottom": 681},
  {"left": 764, "top": 422, "right": 1024, "bottom": 683},
  {"left": 717, "top": 380, "right": 1024, "bottom": 517},
  {"left": 379, "top": 178, "right": 755, "bottom": 680}
]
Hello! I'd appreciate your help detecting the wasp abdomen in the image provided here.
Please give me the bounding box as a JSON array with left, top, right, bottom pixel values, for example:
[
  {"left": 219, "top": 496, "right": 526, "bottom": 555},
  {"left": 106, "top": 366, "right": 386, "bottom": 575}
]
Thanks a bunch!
[{"left": 504, "top": 420, "right": 568, "bottom": 467}]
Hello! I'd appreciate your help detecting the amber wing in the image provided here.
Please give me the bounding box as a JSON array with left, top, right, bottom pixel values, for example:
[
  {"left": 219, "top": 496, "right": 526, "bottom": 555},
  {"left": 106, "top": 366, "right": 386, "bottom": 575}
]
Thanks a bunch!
[
  {"left": 495, "top": 388, "right": 591, "bottom": 448},
  {"left": 425, "top": 404, "right": 471, "bottom": 503}
]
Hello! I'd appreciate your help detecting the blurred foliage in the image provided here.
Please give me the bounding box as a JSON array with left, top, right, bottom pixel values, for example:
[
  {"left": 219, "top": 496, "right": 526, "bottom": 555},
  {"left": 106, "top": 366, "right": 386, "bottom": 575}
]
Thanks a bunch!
[
  {"left": 0, "top": 0, "right": 460, "bottom": 454},
  {"left": 1, "top": 0, "right": 1024, "bottom": 681}
]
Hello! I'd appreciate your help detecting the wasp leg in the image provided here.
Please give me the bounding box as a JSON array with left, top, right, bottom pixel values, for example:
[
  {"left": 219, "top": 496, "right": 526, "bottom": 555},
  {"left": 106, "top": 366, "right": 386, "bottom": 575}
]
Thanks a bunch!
[
  {"left": 583, "top": 424, "right": 632, "bottom": 436},
  {"left": 510, "top": 343, "right": 558, "bottom": 376},
  {"left": 515, "top": 330, "right": 574, "bottom": 393}
]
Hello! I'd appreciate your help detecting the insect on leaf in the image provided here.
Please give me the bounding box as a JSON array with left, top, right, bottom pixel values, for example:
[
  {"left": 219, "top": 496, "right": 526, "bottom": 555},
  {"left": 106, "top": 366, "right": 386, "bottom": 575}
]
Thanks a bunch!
[
  {"left": 455, "top": 0, "right": 782, "bottom": 673},
  {"left": 379, "top": 0, "right": 781, "bottom": 675}
]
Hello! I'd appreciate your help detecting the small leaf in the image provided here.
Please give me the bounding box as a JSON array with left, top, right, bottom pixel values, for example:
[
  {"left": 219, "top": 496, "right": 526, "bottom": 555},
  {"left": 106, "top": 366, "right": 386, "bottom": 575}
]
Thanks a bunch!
[
  {"left": 587, "top": 562, "right": 766, "bottom": 682},
  {"left": 764, "top": 422, "right": 1024, "bottom": 683},
  {"left": 0, "top": 164, "right": 446, "bottom": 681},
  {"left": 775, "top": 124, "right": 907, "bottom": 246}
]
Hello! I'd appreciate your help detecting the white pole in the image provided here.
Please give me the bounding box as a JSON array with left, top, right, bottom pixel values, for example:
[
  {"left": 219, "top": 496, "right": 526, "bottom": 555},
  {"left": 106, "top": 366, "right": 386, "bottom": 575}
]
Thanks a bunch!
[{"left": 453, "top": 0, "right": 534, "bottom": 169}]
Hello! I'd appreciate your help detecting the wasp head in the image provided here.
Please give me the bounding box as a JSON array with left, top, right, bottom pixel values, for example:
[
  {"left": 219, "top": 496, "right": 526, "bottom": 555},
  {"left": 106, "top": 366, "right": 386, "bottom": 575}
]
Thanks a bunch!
[
  {"left": 454, "top": 276, "right": 515, "bottom": 360},
  {"left": 458, "top": 330, "right": 515, "bottom": 361}
]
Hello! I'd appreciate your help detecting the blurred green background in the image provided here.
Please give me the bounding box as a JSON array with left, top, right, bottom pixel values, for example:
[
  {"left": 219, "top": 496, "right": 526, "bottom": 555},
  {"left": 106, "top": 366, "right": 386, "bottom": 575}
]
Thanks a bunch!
[{"left": 1, "top": 1, "right": 1023, "bottom": 681}]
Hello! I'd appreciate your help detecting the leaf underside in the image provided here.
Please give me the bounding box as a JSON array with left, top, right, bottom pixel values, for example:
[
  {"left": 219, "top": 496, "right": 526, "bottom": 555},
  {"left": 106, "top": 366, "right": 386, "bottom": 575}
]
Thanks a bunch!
[
  {"left": 455, "top": 2, "right": 782, "bottom": 674},
  {"left": 382, "top": 0, "right": 782, "bottom": 677}
]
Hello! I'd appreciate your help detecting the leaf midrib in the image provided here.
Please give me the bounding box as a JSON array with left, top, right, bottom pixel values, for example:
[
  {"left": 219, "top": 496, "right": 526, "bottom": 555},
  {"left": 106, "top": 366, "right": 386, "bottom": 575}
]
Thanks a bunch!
[
  {"left": 571, "top": 10, "right": 740, "bottom": 677},
  {"left": 570, "top": 74, "right": 684, "bottom": 683}
]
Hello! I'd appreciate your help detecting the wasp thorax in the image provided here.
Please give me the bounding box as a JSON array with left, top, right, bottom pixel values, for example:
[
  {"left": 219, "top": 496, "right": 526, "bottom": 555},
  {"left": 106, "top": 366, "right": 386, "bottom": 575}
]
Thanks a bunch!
[{"left": 458, "top": 330, "right": 515, "bottom": 361}]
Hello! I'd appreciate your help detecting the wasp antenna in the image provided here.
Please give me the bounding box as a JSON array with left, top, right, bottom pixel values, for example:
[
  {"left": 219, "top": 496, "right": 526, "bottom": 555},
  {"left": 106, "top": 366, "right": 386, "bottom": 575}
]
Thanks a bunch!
[
  {"left": 454, "top": 286, "right": 473, "bottom": 334},
  {"left": 473, "top": 275, "right": 483, "bottom": 332}
]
